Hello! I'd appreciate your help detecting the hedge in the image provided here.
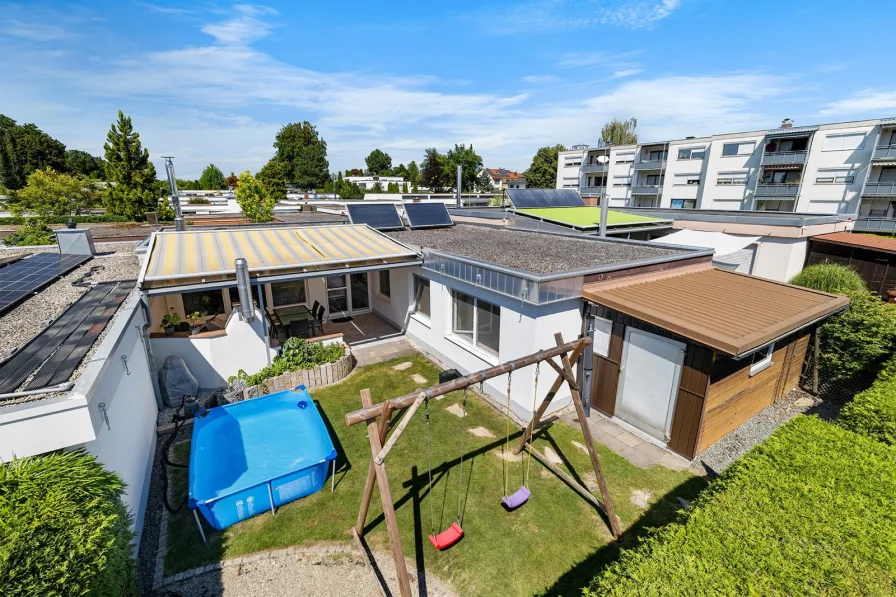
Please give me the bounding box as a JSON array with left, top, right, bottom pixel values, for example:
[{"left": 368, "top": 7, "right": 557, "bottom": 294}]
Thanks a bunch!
[
  {"left": 0, "top": 450, "right": 137, "bottom": 597},
  {"left": 0, "top": 215, "right": 131, "bottom": 225},
  {"left": 584, "top": 416, "right": 896, "bottom": 597},
  {"left": 838, "top": 354, "right": 896, "bottom": 445}
]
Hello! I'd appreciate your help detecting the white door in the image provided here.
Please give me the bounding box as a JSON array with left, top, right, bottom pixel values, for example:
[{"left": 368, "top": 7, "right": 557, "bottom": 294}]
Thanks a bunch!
[
  {"left": 325, "top": 273, "right": 371, "bottom": 318},
  {"left": 615, "top": 328, "right": 686, "bottom": 441}
]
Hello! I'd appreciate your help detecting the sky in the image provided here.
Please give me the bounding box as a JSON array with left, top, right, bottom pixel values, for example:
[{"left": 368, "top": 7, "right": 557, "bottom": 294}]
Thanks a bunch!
[{"left": 2, "top": 0, "right": 896, "bottom": 179}]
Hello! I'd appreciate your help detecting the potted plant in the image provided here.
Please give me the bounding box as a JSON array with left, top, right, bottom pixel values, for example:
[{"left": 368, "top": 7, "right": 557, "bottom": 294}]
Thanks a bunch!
[
  {"left": 187, "top": 311, "right": 206, "bottom": 335},
  {"left": 160, "top": 313, "right": 180, "bottom": 336}
]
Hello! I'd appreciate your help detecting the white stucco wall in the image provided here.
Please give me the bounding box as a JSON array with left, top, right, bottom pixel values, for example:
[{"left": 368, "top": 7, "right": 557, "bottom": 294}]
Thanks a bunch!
[
  {"left": 749, "top": 237, "right": 808, "bottom": 282},
  {"left": 379, "top": 267, "right": 583, "bottom": 420}
]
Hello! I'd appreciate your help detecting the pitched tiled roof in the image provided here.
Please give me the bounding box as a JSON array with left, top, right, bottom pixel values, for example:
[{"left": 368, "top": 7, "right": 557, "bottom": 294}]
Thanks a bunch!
[{"left": 486, "top": 168, "right": 525, "bottom": 180}]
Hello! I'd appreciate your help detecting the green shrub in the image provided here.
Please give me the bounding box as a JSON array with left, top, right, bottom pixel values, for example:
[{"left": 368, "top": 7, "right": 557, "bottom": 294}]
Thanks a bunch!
[
  {"left": 187, "top": 197, "right": 211, "bottom": 205},
  {"left": 3, "top": 218, "right": 56, "bottom": 246},
  {"left": 0, "top": 450, "right": 136, "bottom": 597},
  {"left": 584, "top": 416, "right": 896, "bottom": 597},
  {"left": 229, "top": 337, "right": 345, "bottom": 387},
  {"left": 790, "top": 262, "right": 867, "bottom": 295},
  {"left": 838, "top": 354, "right": 896, "bottom": 444},
  {"left": 791, "top": 264, "right": 896, "bottom": 381},
  {"left": 0, "top": 215, "right": 130, "bottom": 225}
]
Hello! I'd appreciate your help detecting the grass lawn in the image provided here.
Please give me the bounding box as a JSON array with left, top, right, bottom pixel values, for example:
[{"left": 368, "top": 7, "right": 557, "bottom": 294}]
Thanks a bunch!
[
  {"left": 165, "top": 353, "right": 704, "bottom": 596},
  {"left": 516, "top": 207, "right": 662, "bottom": 229}
]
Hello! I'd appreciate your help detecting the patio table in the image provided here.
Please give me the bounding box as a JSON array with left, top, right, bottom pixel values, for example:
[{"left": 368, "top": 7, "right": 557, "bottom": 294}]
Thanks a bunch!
[{"left": 274, "top": 304, "right": 314, "bottom": 325}]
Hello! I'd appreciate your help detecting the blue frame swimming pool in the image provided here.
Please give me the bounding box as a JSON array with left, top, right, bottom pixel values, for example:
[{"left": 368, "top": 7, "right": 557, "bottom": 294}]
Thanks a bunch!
[{"left": 188, "top": 386, "right": 337, "bottom": 531}]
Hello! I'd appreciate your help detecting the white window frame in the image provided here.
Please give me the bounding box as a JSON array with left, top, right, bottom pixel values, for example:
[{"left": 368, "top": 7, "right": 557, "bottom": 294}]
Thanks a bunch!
[
  {"left": 377, "top": 270, "right": 391, "bottom": 300},
  {"left": 749, "top": 342, "right": 775, "bottom": 376},
  {"left": 815, "top": 168, "right": 856, "bottom": 184},
  {"left": 823, "top": 132, "right": 866, "bottom": 152},
  {"left": 411, "top": 274, "right": 430, "bottom": 322},
  {"left": 722, "top": 141, "right": 755, "bottom": 157},
  {"left": 450, "top": 290, "right": 500, "bottom": 357},
  {"left": 673, "top": 173, "right": 701, "bottom": 186},
  {"left": 671, "top": 198, "right": 696, "bottom": 209},
  {"left": 677, "top": 147, "right": 706, "bottom": 160},
  {"left": 615, "top": 152, "right": 635, "bottom": 164},
  {"left": 717, "top": 171, "right": 749, "bottom": 185},
  {"left": 613, "top": 176, "right": 632, "bottom": 187}
]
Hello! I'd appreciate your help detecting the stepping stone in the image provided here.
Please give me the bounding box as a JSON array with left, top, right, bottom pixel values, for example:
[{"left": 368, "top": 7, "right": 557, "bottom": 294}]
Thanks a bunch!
[
  {"left": 630, "top": 489, "right": 652, "bottom": 508},
  {"left": 794, "top": 396, "right": 815, "bottom": 408},
  {"left": 467, "top": 426, "right": 494, "bottom": 438},
  {"left": 492, "top": 449, "right": 522, "bottom": 462},
  {"left": 543, "top": 446, "right": 564, "bottom": 465},
  {"left": 392, "top": 361, "right": 413, "bottom": 371},
  {"left": 571, "top": 440, "right": 589, "bottom": 455},
  {"left": 446, "top": 404, "right": 466, "bottom": 417},
  {"left": 582, "top": 472, "right": 598, "bottom": 490},
  {"left": 410, "top": 373, "right": 428, "bottom": 384}
]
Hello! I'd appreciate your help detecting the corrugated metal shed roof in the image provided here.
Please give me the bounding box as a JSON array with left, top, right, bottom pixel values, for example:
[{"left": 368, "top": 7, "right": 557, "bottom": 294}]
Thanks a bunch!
[
  {"left": 584, "top": 267, "right": 848, "bottom": 355},
  {"left": 141, "top": 224, "right": 419, "bottom": 289},
  {"left": 812, "top": 231, "right": 896, "bottom": 255}
]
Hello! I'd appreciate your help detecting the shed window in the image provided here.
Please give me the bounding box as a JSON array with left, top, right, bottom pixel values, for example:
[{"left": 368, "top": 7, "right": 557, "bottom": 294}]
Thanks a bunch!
[
  {"left": 452, "top": 291, "right": 500, "bottom": 355},
  {"left": 270, "top": 280, "right": 307, "bottom": 307},
  {"left": 749, "top": 342, "right": 774, "bottom": 376}
]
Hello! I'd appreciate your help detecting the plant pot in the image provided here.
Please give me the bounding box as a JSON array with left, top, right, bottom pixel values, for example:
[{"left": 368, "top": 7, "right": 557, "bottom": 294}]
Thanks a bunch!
[{"left": 164, "top": 326, "right": 175, "bottom": 336}]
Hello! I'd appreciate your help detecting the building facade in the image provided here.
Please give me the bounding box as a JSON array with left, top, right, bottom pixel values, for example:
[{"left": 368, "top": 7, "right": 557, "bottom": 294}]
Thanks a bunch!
[
  {"left": 482, "top": 168, "right": 527, "bottom": 191},
  {"left": 556, "top": 117, "right": 896, "bottom": 223}
]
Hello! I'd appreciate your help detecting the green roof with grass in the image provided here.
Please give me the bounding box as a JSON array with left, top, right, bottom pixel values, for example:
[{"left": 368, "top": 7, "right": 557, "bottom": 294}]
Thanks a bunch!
[{"left": 516, "top": 206, "right": 665, "bottom": 229}]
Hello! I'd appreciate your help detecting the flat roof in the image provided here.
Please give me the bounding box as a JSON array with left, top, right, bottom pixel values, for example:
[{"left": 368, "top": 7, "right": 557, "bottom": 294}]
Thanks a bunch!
[
  {"left": 141, "top": 224, "right": 420, "bottom": 290},
  {"left": 584, "top": 266, "right": 849, "bottom": 355},
  {"left": 387, "top": 223, "right": 693, "bottom": 275},
  {"left": 515, "top": 206, "right": 666, "bottom": 229},
  {"left": 811, "top": 231, "right": 896, "bottom": 255},
  {"left": 617, "top": 207, "right": 847, "bottom": 227}
]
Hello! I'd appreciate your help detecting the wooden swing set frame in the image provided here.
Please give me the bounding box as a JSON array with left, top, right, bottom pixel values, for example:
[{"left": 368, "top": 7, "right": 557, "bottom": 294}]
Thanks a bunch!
[{"left": 343, "top": 333, "right": 621, "bottom": 597}]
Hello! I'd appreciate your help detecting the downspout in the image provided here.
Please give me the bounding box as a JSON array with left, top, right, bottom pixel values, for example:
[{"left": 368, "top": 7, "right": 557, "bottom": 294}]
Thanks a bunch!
[
  {"left": 257, "top": 282, "right": 272, "bottom": 366},
  {"left": 580, "top": 315, "right": 596, "bottom": 417},
  {"left": 140, "top": 294, "right": 164, "bottom": 410}
]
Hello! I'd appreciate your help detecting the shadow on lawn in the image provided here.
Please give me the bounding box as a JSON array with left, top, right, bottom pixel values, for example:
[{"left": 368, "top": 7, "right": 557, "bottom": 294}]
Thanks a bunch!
[{"left": 315, "top": 399, "right": 353, "bottom": 490}]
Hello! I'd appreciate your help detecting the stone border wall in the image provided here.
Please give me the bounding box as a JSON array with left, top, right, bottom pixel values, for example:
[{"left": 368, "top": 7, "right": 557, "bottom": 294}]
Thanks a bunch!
[{"left": 242, "top": 345, "right": 353, "bottom": 399}]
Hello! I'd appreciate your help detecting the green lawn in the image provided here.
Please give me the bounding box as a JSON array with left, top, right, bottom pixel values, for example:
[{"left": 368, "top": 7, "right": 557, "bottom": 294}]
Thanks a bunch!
[
  {"left": 165, "top": 353, "right": 704, "bottom": 596},
  {"left": 516, "top": 207, "right": 662, "bottom": 228}
]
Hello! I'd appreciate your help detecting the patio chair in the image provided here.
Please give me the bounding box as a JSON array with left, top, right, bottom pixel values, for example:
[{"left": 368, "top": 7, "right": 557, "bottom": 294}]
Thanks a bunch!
[
  {"left": 312, "top": 300, "right": 322, "bottom": 318},
  {"left": 312, "top": 306, "right": 325, "bottom": 336},
  {"left": 289, "top": 319, "right": 312, "bottom": 339}
]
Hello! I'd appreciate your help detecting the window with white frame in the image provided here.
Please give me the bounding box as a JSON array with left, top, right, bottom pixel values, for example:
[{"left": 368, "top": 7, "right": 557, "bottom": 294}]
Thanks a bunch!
[
  {"left": 717, "top": 171, "right": 749, "bottom": 185},
  {"left": 613, "top": 175, "right": 632, "bottom": 186},
  {"left": 412, "top": 275, "right": 430, "bottom": 318},
  {"left": 377, "top": 270, "right": 391, "bottom": 299},
  {"left": 722, "top": 141, "right": 755, "bottom": 156},
  {"left": 815, "top": 168, "right": 856, "bottom": 184},
  {"left": 749, "top": 342, "right": 774, "bottom": 375},
  {"left": 565, "top": 159, "right": 582, "bottom": 167},
  {"left": 671, "top": 199, "right": 696, "bottom": 209},
  {"left": 673, "top": 173, "right": 701, "bottom": 186},
  {"left": 452, "top": 291, "right": 500, "bottom": 355},
  {"left": 677, "top": 147, "right": 706, "bottom": 160},
  {"left": 269, "top": 280, "right": 307, "bottom": 307},
  {"left": 823, "top": 132, "right": 865, "bottom": 152},
  {"left": 615, "top": 152, "right": 635, "bottom": 164}
]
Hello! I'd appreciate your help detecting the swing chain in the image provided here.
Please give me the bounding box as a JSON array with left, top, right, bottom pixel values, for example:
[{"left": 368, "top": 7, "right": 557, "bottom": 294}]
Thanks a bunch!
[
  {"left": 424, "top": 392, "right": 435, "bottom": 536},
  {"left": 457, "top": 386, "right": 468, "bottom": 524},
  {"left": 524, "top": 358, "right": 540, "bottom": 487},
  {"left": 503, "top": 368, "right": 513, "bottom": 498}
]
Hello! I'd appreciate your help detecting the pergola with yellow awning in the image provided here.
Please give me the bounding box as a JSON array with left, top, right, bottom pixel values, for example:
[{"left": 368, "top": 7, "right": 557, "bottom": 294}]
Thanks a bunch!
[{"left": 139, "top": 224, "right": 421, "bottom": 295}]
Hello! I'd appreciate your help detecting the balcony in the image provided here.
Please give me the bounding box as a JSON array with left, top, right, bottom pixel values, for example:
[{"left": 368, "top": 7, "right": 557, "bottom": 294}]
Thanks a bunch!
[
  {"left": 755, "top": 183, "right": 800, "bottom": 197},
  {"left": 873, "top": 145, "right": 896, "bottom": 161},
  {"left": 863, "top": 182, "right": 896, "bottom": 197},
  {"left": 633, "top": 159, "right": 667, "bottom": 171},
  {"left": 762, "top": 150, "right": 807, "bottom": 165},
  {"left": 581, "top": 163, "right": 608, "bottom": 174},
  {"left": 631, "top": 185, "right": 662, "bottom": 196},
  {"left": 854, "top": 218, "right": 896, "bottom": 233},
  {"left": 580, "top": 185, "right": 605, "bottom": 196}
]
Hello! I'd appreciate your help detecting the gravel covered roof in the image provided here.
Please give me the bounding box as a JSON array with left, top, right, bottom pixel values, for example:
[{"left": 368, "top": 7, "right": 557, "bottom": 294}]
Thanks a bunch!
[
  {"left": 388, "top": 223, "right": 691, "bottom": 275},
  {"left": 273, "top": 211, "right": 347, "bottom": 224}
]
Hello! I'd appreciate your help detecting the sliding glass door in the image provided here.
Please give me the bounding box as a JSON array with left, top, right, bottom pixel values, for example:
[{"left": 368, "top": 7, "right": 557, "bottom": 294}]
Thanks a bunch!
[{"left": 326, "top": 273, "right": 370, "bottom": 317}]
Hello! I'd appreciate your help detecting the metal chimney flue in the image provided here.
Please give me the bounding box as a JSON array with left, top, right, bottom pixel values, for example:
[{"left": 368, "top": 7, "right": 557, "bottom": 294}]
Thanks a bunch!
[
  {"left": 235, "top": 258, "right": 256, "bottom": 323},
  {"left": 163, "top": 156, "right": 186, "bottom": 232},
  {"left": 456, "top": 165, "right": 462, "bottom": 209}
]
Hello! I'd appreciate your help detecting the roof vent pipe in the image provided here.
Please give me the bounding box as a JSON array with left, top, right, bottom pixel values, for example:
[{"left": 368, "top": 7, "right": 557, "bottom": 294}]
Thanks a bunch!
[
  {"left": 163, "top": 156, "right": 186, "bottom": 232},
  {"left": 235, "top": 258, "right": 256, "bottom": 323},
  {"left": 456, "top": 165, "right": 462, "bottom": 209}
]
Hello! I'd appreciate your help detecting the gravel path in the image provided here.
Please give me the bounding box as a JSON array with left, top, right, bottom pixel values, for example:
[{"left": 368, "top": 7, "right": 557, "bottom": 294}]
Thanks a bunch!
[
  {"left": 155, "top": 546, "right": 456, "bottom": 597},
  {"left": 694, "top": 388, "right": 840, "bottom": 475}
]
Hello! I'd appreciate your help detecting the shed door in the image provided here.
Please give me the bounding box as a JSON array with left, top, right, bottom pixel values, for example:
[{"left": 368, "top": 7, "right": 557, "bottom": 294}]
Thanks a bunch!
[{"left": 615, "top": 328, "right": 686, "bottom": 442}]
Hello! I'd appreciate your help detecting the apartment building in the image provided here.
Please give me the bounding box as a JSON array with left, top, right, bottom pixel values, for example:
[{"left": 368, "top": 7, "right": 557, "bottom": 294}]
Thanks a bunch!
[{"left": 556, "top": 117, "right": 896, "bottom": 225}]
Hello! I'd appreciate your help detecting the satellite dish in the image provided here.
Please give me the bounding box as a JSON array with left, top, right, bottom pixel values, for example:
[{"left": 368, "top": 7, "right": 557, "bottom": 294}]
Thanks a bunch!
[{"left": 596, "top": 155, "right": 609, "bottom": 164}]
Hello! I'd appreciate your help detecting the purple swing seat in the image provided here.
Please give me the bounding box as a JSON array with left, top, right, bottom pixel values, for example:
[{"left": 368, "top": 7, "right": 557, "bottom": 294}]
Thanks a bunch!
[{"left": 502, "top": 486, "right": 531, "bottom": 509}]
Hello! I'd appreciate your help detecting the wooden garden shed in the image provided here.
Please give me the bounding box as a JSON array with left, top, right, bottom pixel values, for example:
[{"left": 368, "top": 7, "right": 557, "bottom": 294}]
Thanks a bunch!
[
  {"left": 582, "top": 265, "right": 849, "bottom": 459},
  {"left": 806, "top": 231, "right": 896, "bottom": 300}
]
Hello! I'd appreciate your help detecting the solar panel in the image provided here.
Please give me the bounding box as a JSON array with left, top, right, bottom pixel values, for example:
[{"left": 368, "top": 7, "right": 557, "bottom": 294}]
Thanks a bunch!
[
  {"left": 403, "top": 202, "right": 454, "bottom": 229},
  {"left": 506, "top": 188, "right": 585, "bottom": 209},
  {"left": 0, "top": 252, "right": 92, "bottom": 315},
  {"left": 346, "top": 203, "right": 404, "bottom": 230}
]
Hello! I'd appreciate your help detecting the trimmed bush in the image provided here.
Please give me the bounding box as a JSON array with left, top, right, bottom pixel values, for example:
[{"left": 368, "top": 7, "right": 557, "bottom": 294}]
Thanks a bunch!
[
  {"left": 229, "top": 337, "right": 346, "bottom": 387},
  {"left": 3, "top": 218, "right": 56, "bottom": 246},
  {"left": 584, "top": 416, "right": 896, "bottom": 597},
  {"left": 0, "top": 215, "right": 131, "bottom": 225},
  {"left": 790, "top": 262, "right": 867, "bottom": 295},
  {"left": 0, "top": 450, "right": 136, "bottom": 597},
  {"left": 838, "top": 354, "right": 896, "bottom": 445}
]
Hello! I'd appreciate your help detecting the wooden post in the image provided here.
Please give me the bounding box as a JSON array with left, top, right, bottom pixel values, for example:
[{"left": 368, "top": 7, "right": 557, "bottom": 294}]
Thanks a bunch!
[
  {"left": 813, "top": 329, "right": 820, "bottom": 395},
  {"left": 525, "top": 444, "right": 606, "bottom": 512},
  {"left": 513, "top": 341, "right": 587, "bottom": 454},
  {"left": 375, "top": 391, "right": 426, "bottom": 465},
  {"left": 555, "top": 333, "right": 622, "bottom": 538},
  {"left": 355, "top": 399, "right": 394, "bottom": 535},
  {"left": 358, "top": 390, "right": 412, "bottom": 597}
]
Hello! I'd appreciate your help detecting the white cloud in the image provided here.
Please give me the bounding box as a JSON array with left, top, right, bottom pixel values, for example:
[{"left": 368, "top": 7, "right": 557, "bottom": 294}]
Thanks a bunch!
[
  {"left": 201, "top": 4, "right": 278, "bottom": 45},
  {"left": 474, "top": 0, "right": 680, "bottom": 34},
  {"left": 522, "top": 75, "right": 560, "bottom": 84},
  {"left": 610, "top": 68, "right": 643, "bottom": 79},
  {"left": 820, "top": 90, "right": 896, "bottom": 116}
]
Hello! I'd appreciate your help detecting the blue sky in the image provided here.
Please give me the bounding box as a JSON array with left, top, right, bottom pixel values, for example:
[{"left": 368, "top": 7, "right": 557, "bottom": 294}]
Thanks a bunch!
[{"left": 2, "top": 1, "right": 895, "bottom": 178}]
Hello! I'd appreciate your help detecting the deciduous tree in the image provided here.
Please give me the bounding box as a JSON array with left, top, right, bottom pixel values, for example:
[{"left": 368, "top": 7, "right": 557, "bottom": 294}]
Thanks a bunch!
[
  {"left": 524, "top": 144, "right": 567, "bottom": 188},
  {"left": 14, "top": 168, "right": 95, "bottom": 217},
  {"left": 264, "top": 121, "right": 329, "bottom": 190},
  {"left": 365, "top": 149, "right": 392, "bottom": 175},
  {"left": 0, "top": 115, "right": 66, "bottom": 190},
  {"left": 420, "top": 148, "right": 446, "bottom": 192},
  {"left": 444, "top": 144, "right": 484, "bottom": 192},
  {"left": 199, "top": 163, "right": 226, "bottom": 189},
  {"left": 407, "top": 160, "right": 420, "bottom": 186},
  {"left": 600, "top": 117, "right": 638, "bottom": 145},
  {"left": 102, "top": 110, "right": 157, "bottom": 219},
  {"left": 225, "top": 172, "right": 239, "bottom": 188},
  {"left": 65, "top": 150, "right": 105, "bottom": 179},
  {"left": 235, "top": 170, "right": 275, "bottom": 222}
]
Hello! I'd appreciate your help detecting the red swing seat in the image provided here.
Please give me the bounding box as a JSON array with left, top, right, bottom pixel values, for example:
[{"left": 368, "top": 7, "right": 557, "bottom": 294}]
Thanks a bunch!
[{"left": 428, "top": 522, "right": 464, "bottom": 550}]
